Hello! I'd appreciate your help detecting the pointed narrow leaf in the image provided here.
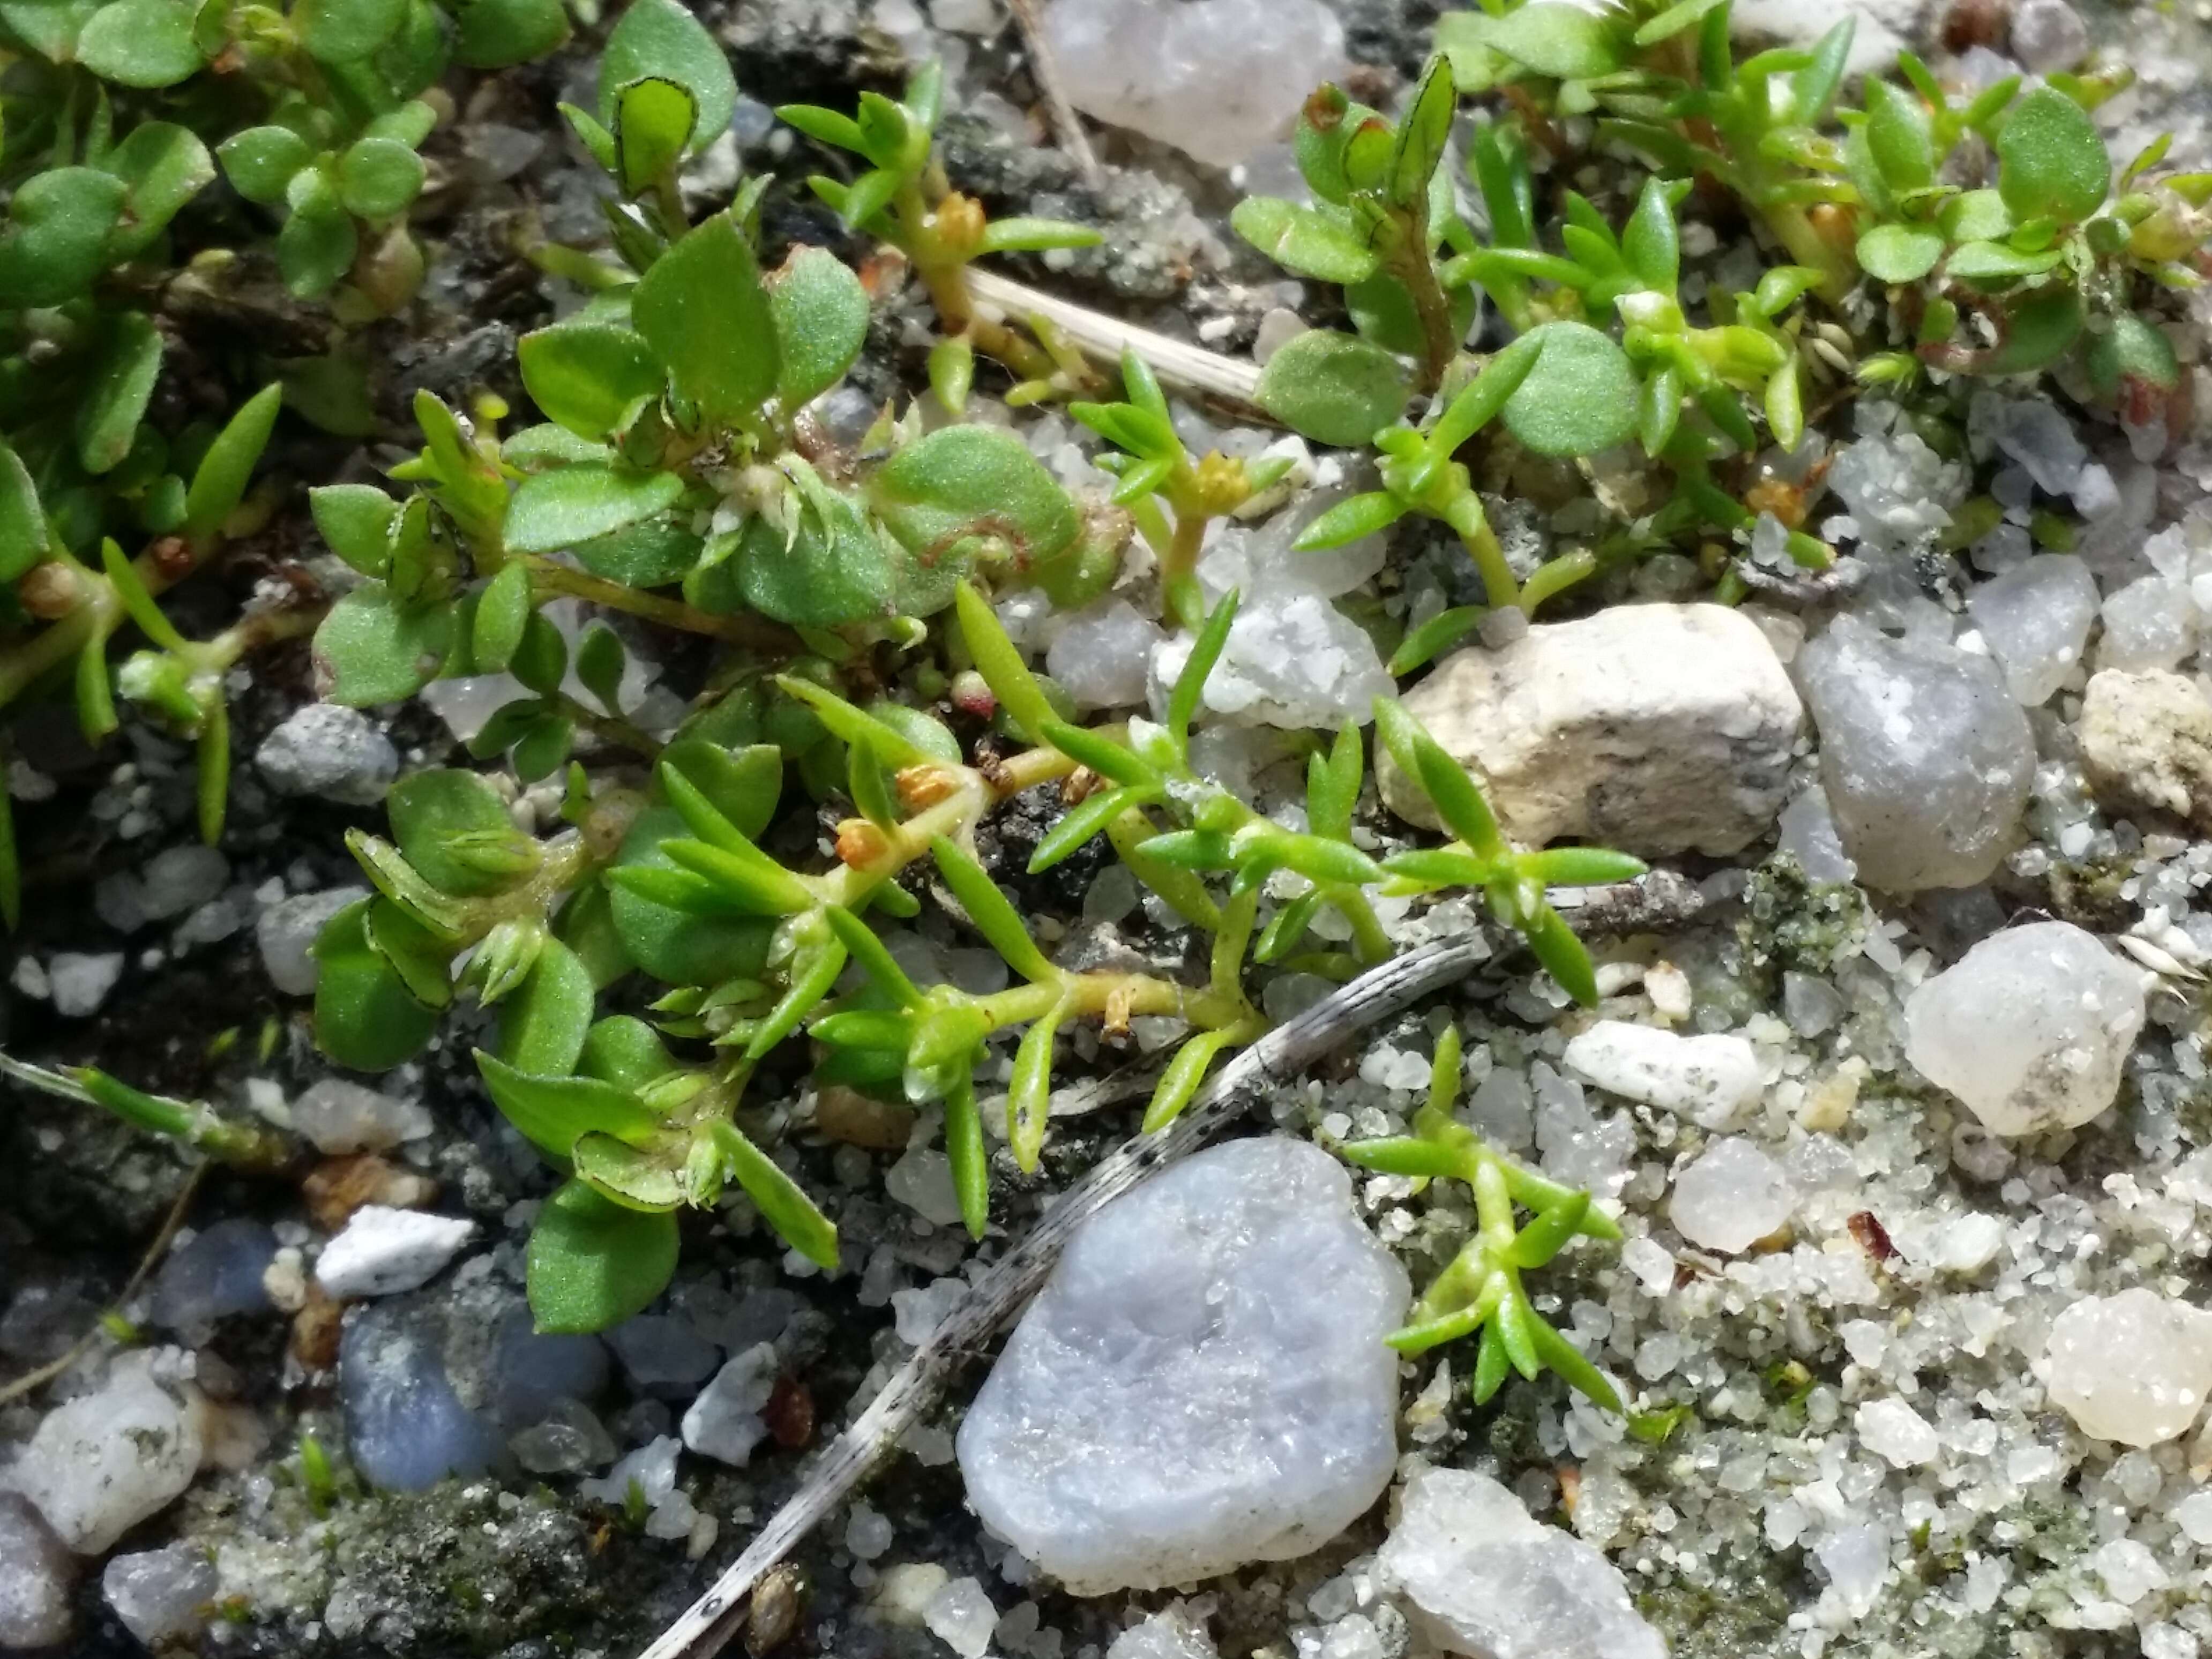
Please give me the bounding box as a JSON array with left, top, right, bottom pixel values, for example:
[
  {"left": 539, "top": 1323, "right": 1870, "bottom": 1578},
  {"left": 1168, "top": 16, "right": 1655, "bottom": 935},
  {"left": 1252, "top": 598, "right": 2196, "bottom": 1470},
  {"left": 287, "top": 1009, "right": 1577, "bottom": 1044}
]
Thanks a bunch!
[
  {"left": 930, "top": 836, "right": 1058, "bottom": 983},
  {"left": 1028, "top": 784, "right": 1148, "bottom": 872},
  {"left": 478, "top": 1050, "right": 662, "bottom": 1157},
  {"left": 955, "top": 580, "right": 1058, "bottom": 743},
  {"left": 1169, "top": 591, "right": 1238, "bottom": 753},
  {"left": 1142, "top": 1028, "right": 1240, "bottom": 1132},
  {"left": 1007, "top": 1006, "right": 1062, "bottom": 1173},
  {"left": 712, "top": 1121, "right": 838, "bottom": 1267},
  {"left": 183, "top": 382, "right": 281, "bottom": 539},
  {"left": 1471, "top": 1319, "right": 1511, "bottom": 1401},
  {"left": 821, "top": 906, "right": 923, "bottom": 1006},
  {"left": 945, "top": 1074, "right": 989, "bottom": 1239},
  {"left": 1290, "top": 490, "right": 1409, "bottom": 552}
]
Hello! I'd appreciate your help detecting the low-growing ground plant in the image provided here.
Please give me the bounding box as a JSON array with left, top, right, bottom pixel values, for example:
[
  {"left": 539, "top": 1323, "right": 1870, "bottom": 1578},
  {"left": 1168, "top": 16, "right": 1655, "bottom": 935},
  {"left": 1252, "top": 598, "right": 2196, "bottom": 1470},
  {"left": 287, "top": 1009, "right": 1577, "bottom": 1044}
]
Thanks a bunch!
[{"left": 3, "top": 0, "right": 2201, "bottom": 1429}]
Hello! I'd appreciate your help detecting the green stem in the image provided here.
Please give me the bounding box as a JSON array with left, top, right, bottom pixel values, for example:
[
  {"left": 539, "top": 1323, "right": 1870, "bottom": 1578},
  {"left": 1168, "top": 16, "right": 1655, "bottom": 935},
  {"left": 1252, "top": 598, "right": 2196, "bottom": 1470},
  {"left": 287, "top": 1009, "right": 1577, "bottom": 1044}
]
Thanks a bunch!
[
  {"left": 1445, "top": 491, "right": 1522, "bottom": 612},
  {"left": 525, "top": 558, "right": 795, "bottom": 652}
]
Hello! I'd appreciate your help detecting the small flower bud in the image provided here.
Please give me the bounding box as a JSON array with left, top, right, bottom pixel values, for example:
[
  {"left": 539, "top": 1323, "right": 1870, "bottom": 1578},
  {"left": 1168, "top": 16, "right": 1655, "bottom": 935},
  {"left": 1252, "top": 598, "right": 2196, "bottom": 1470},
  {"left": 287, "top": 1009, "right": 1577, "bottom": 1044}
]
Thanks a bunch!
[
  {"left": 949, "top": 670, "right": 995, "bottom": 719},
  {"left": 836, "top": 818, "right": 891, "bottom": 868},
  {"left": 17, "top": 559, "right": 82, "bottom": 619}
]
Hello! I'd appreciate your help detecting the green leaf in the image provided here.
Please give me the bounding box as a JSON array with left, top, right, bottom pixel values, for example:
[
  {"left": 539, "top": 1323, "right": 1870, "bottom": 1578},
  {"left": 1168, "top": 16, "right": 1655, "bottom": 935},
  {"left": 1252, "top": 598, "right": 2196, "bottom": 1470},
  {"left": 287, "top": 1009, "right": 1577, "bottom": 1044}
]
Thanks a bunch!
[
  {"left": 931, "top": 836, "right": 1057, "bottom": 984},
  {"left": 1027, "top": 784, "right": 1147, "bottom": 873},
  {"left": 1856, "top": 222, "right": 1943, "bottom": 283},
  {"left": 310, "top": 484, "right": 398, "bottom": 578},
  {"left": 364, "top": 896, "right": 454, "bottom": 1008},
  {"left": 452, "top": 0, "right": 569, "bottom": 65},
  {"left": 0, "top": 0, "right": 102, "bottom": 61},
  {"left": 510, "top": 610, "right": 567, "bottom": 695},
  {"left": 1978, "top": 286, "right": 2082, "bottom": 375},
  {"left": 0, "top": 442, "right": 48, "bottom": 581},
  {"left": 518, "top": 323, "right": 664, "bottom": 440},
  {"left": 573, "top": 514, "right": 699, "bottom": 587},
  {"left": 1620, "top": 176, "right": 1680, "bottom": 295},
  {"left": 767, "top": 244, "right": 870, "bottom": 409},
  {"left": 706, "top": 1120, "right": 835, "bottom": 1266},
  {"left": 1390, "top": 54, "right": 1456, "bottom": 206},
  {"left": 1525, "top": 905, "right": 1598, "bottom": 1005},
  {"left": 1865, "top": 77, "right": 1935, "bottom": 192},
  {"left": 76, "top": 312, "right": 162, "bottom": 475},
  {"left": 218, "top": 125, "right": 315, "bottom": 205},
  {"left": 1996, "top": 85, "right": 2111, "bottom": 226},
  {"left": 1790, "top": 16, "right": 1854, "bottom": 123},
  {"left": 1170, "top": 591, "right": 1237, "bottom": 753},
  {"left": 954, "top": 579, "right": 1057, "bottom": 744},
  {"left": 869, "top": 424, "right": 1080, "bottom": 572},
  {"left": 1229, "top": 196, "right": 1380, "bottom": 284},
  {"left": 100, "top": 121, "right": 214, "bottom": 260},
  {"left": 527, "top": 1178, "right": 679, "bottom": 1333},
  {"left": 734, "top": 484, "right": 904, "bottom": 627},
  {"left": 2087, "top": 311, "right": 2179, "bottom": 396},
  {"left": 976, "top": 215, "right": 1101, "bottom": 253},
  {"left": 313, "top": 581, "right": 456, "bottom": 705},
  {"left": 609, "top": 805, "right": 777, "bottom": 984},
  {"left": 1141, "top": 1028, "right": 1239, "bottom": 1132},
  {"left": 184, "top": 382, "right": 282, "bottom": 538},
  {"left": 599, "top": 0, "right": 736, "bottom": 152},
  {"left": 337, "top": 134, "right": 425, "bottom": 220},
  {"left": 312, "top": 898, "right": 438, "bottom": 1070},
  {"left": 471, "top": 562, "right": 532, "bottom": 672},
  {"left": 505, "top": 463, "right": 685, "bottom": 553},
  {"left": 1253, "top": 328, "right": 1413, "bottom": 449},
  {"left": 576, "top": 622, "right": 625, "bottom": 713},
  {"left": 497, "top": 938, "right": 596, "bottom": 1075},
  {"left": 0, "top": 167, "right": 128, "bottom": 307},
  {"left": 1291, "top": 490, "right": 1409, "bottom": 552},
  {"left": 1500, "top": 322, "right": 1636, "bottom": 457},
  {"left": 1430, "top": 329, "right": 1544, "bottom": 455},
  {"left": 1519, "top": 846, "right": 1648, "bottom": 886},
  {"left": 295, "top": 0, "right": 404, "bottom": 60},
  {"left": 1939, "top": 189, "right": 2012, "bottom": 243},
  {"left": 1489, "top": 2, "right": 1624, "bottom": 77},
  {"left": 388, "top": 767, "right": 537, "bottom": 894},
  {"left": 578, "top": 1015, "right": 679, "bottom": 1089},
  {"left": 1944, "top": 238, "right": 2062, "bottom": 281},
  {"left": 615, "top": 74, "right": 696, "bottom": 194},
  {"left": 945, "top": 1076, "right": 987, "bottom": 1238},
  {"left": 632, "top": 213, "right": 777, "bottom": 426},
  {"left": 76, "top": 0, "right": 201, "bottom": 85},
  {"left": 659, "top": 739, "right": 781, "bottom": 839},
  {"left": 276, "top": 169, "right": 357, "bottom": 298},
  {"left": 479, "top": 1051, "right": 663, "bottom": 1158},
  {"left": 820, "top": 906, "right": 924, "bottom": 1007},
  {"left": 575, "top": 1131, "right": 682, "bottom": 1209},
  {"left": 1373, "top": 696, "right": 1505, "bottom": 858}
]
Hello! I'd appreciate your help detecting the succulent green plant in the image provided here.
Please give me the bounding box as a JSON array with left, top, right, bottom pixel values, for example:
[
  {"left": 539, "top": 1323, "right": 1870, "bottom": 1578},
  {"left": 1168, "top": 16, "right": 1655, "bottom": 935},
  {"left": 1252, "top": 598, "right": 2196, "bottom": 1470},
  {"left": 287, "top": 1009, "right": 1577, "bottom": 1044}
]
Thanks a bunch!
[
  {"left": 311, "top": 578, "right": 1640, "bottom": 1332},
  {"left": 1340, "top": 1026, "right": 1625, "bottom": 1411},
  {"left": 778, "top": 63, "right": 1106, "bottom": 409}
]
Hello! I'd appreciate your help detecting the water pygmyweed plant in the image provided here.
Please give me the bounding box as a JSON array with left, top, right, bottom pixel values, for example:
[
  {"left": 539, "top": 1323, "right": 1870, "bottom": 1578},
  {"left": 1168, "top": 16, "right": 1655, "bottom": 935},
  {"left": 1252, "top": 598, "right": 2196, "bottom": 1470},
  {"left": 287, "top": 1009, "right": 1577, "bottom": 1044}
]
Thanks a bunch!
[
  {"left": 312, "top": 576, "right": 1641, "bottom": 1332},
  {"left": 1339, "top": 1026, "right": 1625, "bottom": 1412},
  {"left": 1070, "top": 348, "right": 1296, "bottom": 630},
  {"left": 776, "top": 63, "right": 1108, "bottom": 410}
]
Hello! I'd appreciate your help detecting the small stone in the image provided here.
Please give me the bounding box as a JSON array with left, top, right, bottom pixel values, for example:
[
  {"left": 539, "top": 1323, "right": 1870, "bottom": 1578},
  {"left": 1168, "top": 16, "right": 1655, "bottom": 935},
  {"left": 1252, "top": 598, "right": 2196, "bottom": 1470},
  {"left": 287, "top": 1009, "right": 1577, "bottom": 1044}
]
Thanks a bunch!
[
  {"left": 1150, "top": 590, "right": 1391, "bottom": 730},
  {"left": 681, "top": 1343, "right": 779, "bottom": 1467},
  {"left": 2094, "top": 1537, "right": 2166, "bottom": 1604},
  {"left": 1813, "top": 1525, "right": 1888, "bottom": 1618},
  {"left": 1855, "top": 1398, "right": 1940, "bottom": 1467},
  {"left": 2010, "top": 0, "right": 2088, "bottom": 70},
  {"left": 291, "top": 1078, "right": 434, "bottom": 1154},
  {"left": 956, "top": 1138, "right": 1408, "bottom": 1593},
  {"left": 47, "top": 951, "right": 123, "bottom": 1018},
  {"left": 6, "top": 1351, "right": 204, "bottom": 1553},
  {"left": 1047, "top": 599, "right": 1163, "bottom": 710},
  {"left": 1776, "top": 784, "right": 1857, "bottom": 884},
  {"left": 845, "top": 1503, "right": 894, "bottom": 1561},
  {"left": 892, "top": 1277, "right": 967, "bottom": 1347},
  {"left": 2045, "top": 1288, "right": 2212, "bottom": 1446},
  {"left": 102, "top": 1543, "right": 216, "bottom": 1646},
  {"left": 924, "top": 1576, "right": 998, "bottom": 1659},
  {"left": 1966, "top": 554, "right": 2098, "bottom": 705},
  {"left": 256, "top": 704, "right": 399, "bottom": 806},
  {"left": 0, "top": 1494, "right": 73, "bottom": 1648},
  {"left": 2078, "top": 668, "right": 2212, "bottom": 829},
  {"left": 607, "top": 1313, "right": 720, "bottom": 1394},
  {"left": 315, "top": 1206, "right": 473, "bottom": 1299},
  {"left": 257, "top": 888, "right": 365, "bottom": 996},
  {"left": 140, "top": 845, "right": 230, "bottom": 920},
  {"left": 1043, "top": 0, "right": 1346, "bottom": 168},
  {"left": 1670, "top": 1137, "right": 1793, "bottom": 1254},
  {"left": 1796, "top": 615, "right": 2035, "bottom": 891},
  {"left": 1382, "top": 604, "right": 1803, "bottom": 856},
  {"left": 1108, "top": 1607, "right": 1218, "bottom": 1659},
  {"left": 510, "top": 1398, "right": 617, "bottom": 1475},
  {"left": 1375, "top": 1467, "right": 1665, "bottom": 1659},
  {"left": 2097, "top": 574, "right": 2195, "bottom": 673},
  {"left": 1782, "top": 972, "right": 1847, "bottom": 1038},
  {"left": 339, "top": 1298, "right": 502, "bottom": 1491},
  {"left": 1561, "top": 1021, "right": 1761, "bottom": 1128},
  {"left": 1904, "top": 921, "right": 2144, "bottom": 1137},
  {"left": 885, "top": 1146, "right": 965, "bottom": 1229},
  {"left": 1974, "top": 393, "right": 2086, "bottom": 497},
  {"left": 151, "top": 1218, "right": 276, "bottom": 1332}
]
